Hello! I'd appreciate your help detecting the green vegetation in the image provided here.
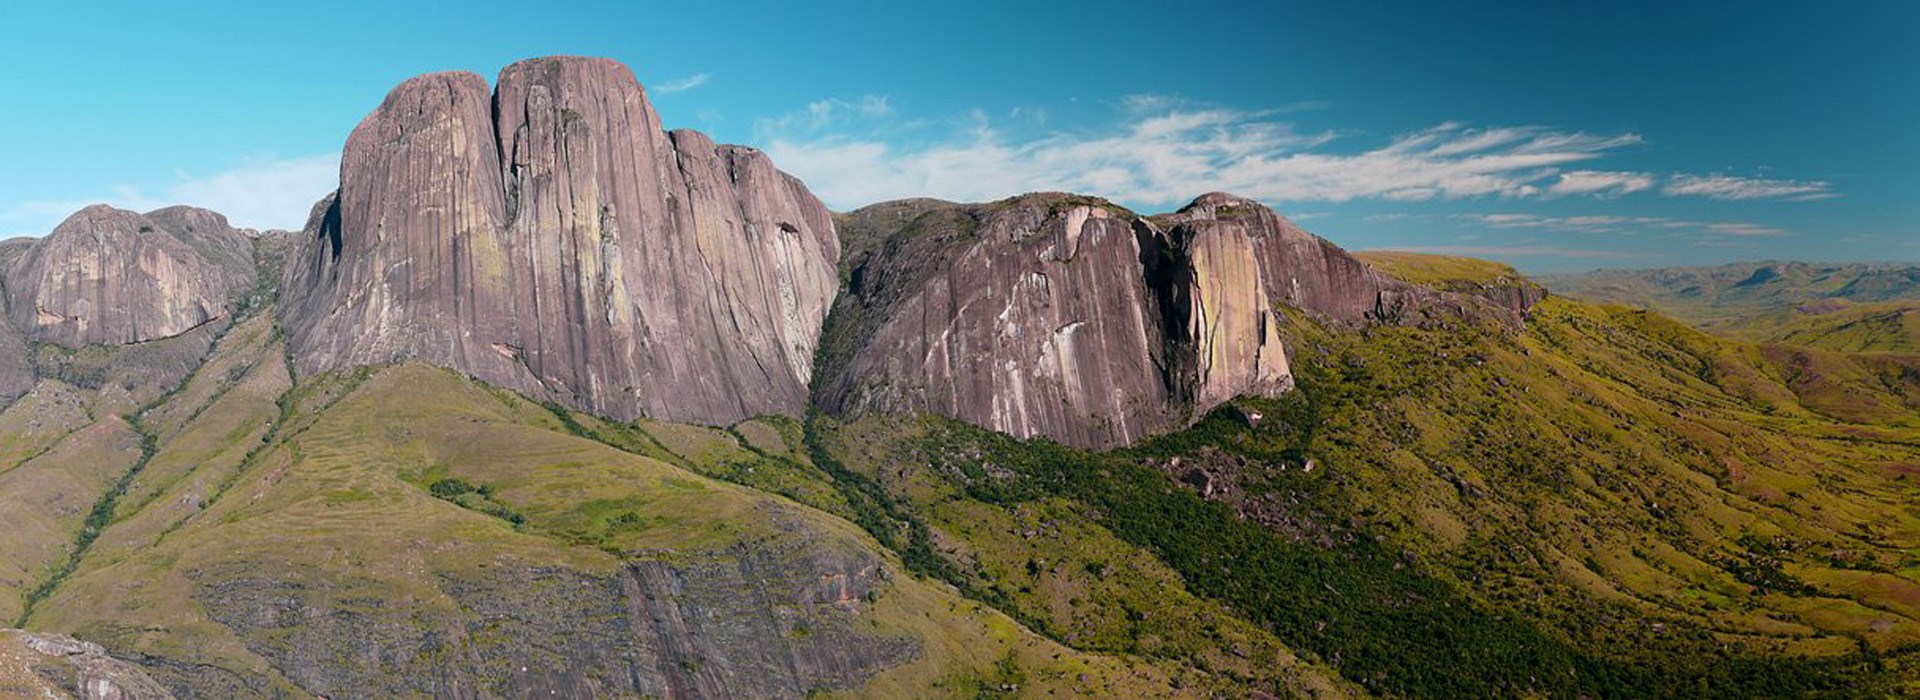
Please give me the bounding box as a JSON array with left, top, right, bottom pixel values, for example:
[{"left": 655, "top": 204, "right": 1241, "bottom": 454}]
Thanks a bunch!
[
  {"left": 425, "top": 477, "right": 526, "bottom": 527},
  {"left": 1541, "top": 260, "right": 1920, "bottom": 335},
  {"left": 14, "top": 415, "right": 157, "bottom": 626},
  {"left": 797, "top": 283, "right": 1920, "bottom": 696},
  {"left": 1355, "top": 250, "right": 1524, "bottom": 287},
  {"left": 14, "top": 342, "right": 1194, "bottom": 696},
  {"left": 1715, "top": 300, "right": 1920, "bottom": 352}
]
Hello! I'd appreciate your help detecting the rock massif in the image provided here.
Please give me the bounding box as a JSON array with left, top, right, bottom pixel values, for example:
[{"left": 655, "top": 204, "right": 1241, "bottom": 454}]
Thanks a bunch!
[
  {"left": 818, "top": 193, "right": 1431, "bottom": 449},
  {"left": 281, "top": 56, "right": 838, "bottom": 425},
  {"left": 3, "top": 205, "right": 254, "bottom": 349}
]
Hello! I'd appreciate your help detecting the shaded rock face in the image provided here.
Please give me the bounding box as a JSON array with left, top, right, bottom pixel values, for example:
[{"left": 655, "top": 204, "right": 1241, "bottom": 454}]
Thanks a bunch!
[
  {"left": 194, "top": 545, "right": 915, "bottom": 699},
  {"left": 0, "top": 319, "right": 29, "bottom": 406},
  {"left": 819, "top": 192, "right": 1543, "bottom": 450},
  {"left": 4, "top": 205, "right": 254, "bottom": 348},
  {"left": 282, "top": 56, "right": 838, "bottom": 425},
  {"left": 1155, "top": 192, "right": 1393, "bottom": 323},
  {"left": 824, "top": 196, "right": 1179, "bottom": 448},
  {"left": 821, "top": 194, "right": 1326, "bottom": 449},
  {"left": 1164, "top": 193, "right": 1544, "bottom": 329}
]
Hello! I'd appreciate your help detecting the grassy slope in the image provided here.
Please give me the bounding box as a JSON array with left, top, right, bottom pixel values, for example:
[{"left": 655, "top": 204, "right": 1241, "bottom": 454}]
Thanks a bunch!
[
  {"left": 792, "top": 252, "right": 1920, "bottom": 697},
  {"left": 0, "top": 322, "right": 224, "bottom": 626},
  {"left": 1708, "top": 300, "right": 1920, "bottom": 353},
  {"left": 1540, "top": 261, "right": 1920, "bottom": 337},
  {"left": 19, "top": 323, "right": 1195, "bottom": 697},
  {"left": 1354, "top": 251, "right": 1522, "bottom": 288},
  {"left": 1287, "top": 254, "right": 1920, "bottom": 692},
  {"left": 542, "top": 404, "right": 1351, "bottom": 697}
]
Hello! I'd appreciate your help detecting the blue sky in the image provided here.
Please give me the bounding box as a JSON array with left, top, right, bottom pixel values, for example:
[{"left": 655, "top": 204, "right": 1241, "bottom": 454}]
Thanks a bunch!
[{"left": 1, "top": 1, "right": 1913, "bottom": 272}]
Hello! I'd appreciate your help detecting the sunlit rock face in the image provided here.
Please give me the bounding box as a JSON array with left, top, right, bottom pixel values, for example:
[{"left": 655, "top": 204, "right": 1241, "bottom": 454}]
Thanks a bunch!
[
  {"left": 818, "top": 193, "right": 1407, "bottom": 449},
  {"left": 4, "top": 204, "right": 254, "bottom": 349},
  {"left": 281, "top": 56, "right": 839, "bottom": 425}
]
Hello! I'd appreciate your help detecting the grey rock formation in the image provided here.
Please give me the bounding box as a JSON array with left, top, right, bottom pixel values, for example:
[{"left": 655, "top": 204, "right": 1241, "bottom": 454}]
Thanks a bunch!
[
  {"left": 819, "top": 192, "right": 1540, "bottom": 449},
  {"left": 0, "top": 317, "right": 29, "bottom": 406},
  {"left": 282, "top": 56, "right": 838, "bottom": 425},
  {"left": 0, "top": 629, "right": 173, "bottom": 699},
  {"left": 3, "top": 205, "right": 253, "bottom": 348},
  {"left": 822, "top": 194, "right": 1329, "bottom": 449},
  {"left": 1154, "top": 192, "right": 1394, "bottom": 323},
  {"left": 193, "top": 540, "right": 914, "bottom": 699},
  {"left": 821, "top": 195, "right": 1184, "bottom": 448}
]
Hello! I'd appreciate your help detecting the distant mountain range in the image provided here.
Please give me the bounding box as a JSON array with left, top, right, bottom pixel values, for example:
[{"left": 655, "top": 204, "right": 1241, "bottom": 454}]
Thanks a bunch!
[{"left": 1543, "top": 261, "right": 1920, "bottom": 350}]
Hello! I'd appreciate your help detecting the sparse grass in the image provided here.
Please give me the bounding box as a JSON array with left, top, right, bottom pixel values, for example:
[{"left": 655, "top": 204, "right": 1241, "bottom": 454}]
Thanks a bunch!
[
  {"left": 20, "top": 357, "right": 1193, "bottom": 697},
  {"left": 1356, "top": 250, "right": 1524, "bottom": 286}
]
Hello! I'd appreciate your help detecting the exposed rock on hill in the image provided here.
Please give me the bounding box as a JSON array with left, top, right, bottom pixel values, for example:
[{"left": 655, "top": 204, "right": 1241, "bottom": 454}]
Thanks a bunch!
[
  {"left": 818, "top": 195, "right": 1185, "bottom": 448},
  {"left": 1154, "top": 192, "right": 1393, "bottom": 323},
  {"left": 821, "top": 193, "right": 1427, "bottom": 449},
  {"left": 4, "top": 205, "right": 254, "bottom": 348},
  {"left": 0, "top": 629, "right": 171, "bottom": 699},
  {"left": 0, "top": 319, "right": 29, "bottom": 406},
  {"left": 282, "top": 56, "right": 838, "bottom": 425}
]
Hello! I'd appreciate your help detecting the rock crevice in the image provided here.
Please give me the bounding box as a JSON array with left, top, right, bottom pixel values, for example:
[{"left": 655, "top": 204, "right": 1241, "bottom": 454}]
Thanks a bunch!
[
  {"left": 4, "top": 205, "right": 254, "bottom": 349},
  {"left": 282, "top": 56, "right": 839, "bottom": 425},
  {"left": 818, "top": 191, "right": 1545, "bottom": 449}
]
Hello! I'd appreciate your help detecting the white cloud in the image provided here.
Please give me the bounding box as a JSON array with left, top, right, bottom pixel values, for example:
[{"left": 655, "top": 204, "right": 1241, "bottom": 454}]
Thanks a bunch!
[
  {"left": 1547, "top": 170, "right": 1655, "bottom": 197},
  {"left": 1461, "top": 213, "right": 1786, "bottom": 237},
  {"left": 1701, "top": 222, "right": 1788, "bottom": 237},
  {"left": 653, "top": 73, "right": 710, "bottom": 94},
  {"left": 3, "top": 153, "right": 339, "bottom": 235},
  {"left": 1661, "top": 173, "right": 1837, "bottom": 201},
  {"left": 758, "top": 98, "right": 1645, "bottom": 210}
]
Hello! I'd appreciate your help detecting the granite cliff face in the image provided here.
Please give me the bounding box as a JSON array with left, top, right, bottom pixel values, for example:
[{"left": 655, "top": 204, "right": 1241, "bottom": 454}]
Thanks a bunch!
[
  {"left": 3, "top": 205, "right": 254, "bottom": 349},
  {"left": 282, "top": 56, "right": 838, "bottom": 425},
  {"left": 819, "top": 193, "right": 1409, "bottom": 449},
  {"left": 817, "top": 192, "right": 1546, "bottom": 449},
  {"left": 817, "top": 195, "right": 1183, "bottom": 448}
]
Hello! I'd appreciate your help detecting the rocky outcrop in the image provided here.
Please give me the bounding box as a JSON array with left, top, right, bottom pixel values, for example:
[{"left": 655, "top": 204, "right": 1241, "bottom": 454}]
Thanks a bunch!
[
  {"left": 193, "top": 533, "right": 916, "bottom": 698},
  {"left": 282, "top": 56, "right": 838, "bottom": 425},
  {"left": 3, "top": 205, "right": 254, "bottom": 348},
  {"left": 822, "top": 193, "right": 1376, "bottom": 449},
  {"left": 0, "top": 317, "right": 29, "bottom": 406},
  {"left": 817, "top": 192, "right": 1543, "bottom": 449},
  {"left": 820, "top": 195, "right": 1182, "bottom": 448},
  {"left": 1154, "top": 192, "right": 1395, "bottom": 323},
  {"left": 0, "top": 629, "right": 172, "bottom": 699}
]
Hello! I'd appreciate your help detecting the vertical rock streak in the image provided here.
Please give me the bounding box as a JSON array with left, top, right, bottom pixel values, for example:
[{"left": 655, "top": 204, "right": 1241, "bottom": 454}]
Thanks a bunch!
[
  {"left": 282, "top": 57, "right": 839, "bottom": 425},
  {"left": 821, "top": 193, "right": 1420, "bottom": 449},
  {"left": 5, "top": 205, "right": 254, "bottom": 348}
]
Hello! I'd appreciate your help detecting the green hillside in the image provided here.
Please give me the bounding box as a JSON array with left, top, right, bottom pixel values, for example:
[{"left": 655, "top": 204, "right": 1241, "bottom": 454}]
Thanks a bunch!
[
  {"left": 2, "top": 303, "right": 1339, "bottom": 698},
  {"left": 7, "top": 253, "right": 1920, "bottom": 697},
  {"left": 1541, "top": 261, "right": 1920, "bottom": 333}
]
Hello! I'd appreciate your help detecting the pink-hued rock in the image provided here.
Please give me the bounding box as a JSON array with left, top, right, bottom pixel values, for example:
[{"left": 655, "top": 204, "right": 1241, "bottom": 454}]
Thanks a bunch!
[
  {"left": 821, "top": 194, "right": 1340, "bottom": 450},
  {"left": 282, "top": 56, "right": 838, "bottom": 425},
  {"left": 4, "top": 205, "right": 253, "bottom": 348},
  {"left": 1156, "top": 192, "right": 1394, "bottom": 323},
  {"left": 819, "top": 192, "right": 1542, "bottom": 450},
  {"left": 820, "top": 195, "right": 1180, "bottom": 449}
]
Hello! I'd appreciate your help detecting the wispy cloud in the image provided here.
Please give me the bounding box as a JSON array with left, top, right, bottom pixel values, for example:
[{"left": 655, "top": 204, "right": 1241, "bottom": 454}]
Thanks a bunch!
[
  {"left": 1373, "top": 245, "right": 1652, "bottom": 260},
  {"left": 1661, "top": 173, "right": 1837, "bottom": 201},
  {"left": 758, "top": 97, "right": 1646, "bottom": 210},
  {"left": 1701, "top": 222, "right": 1788, "bottom": 237},
  {"left": 1461, "top": 212, "right": 1787, "bottom": 237},
  {"left": 1546, "top": 170, "right": 1655, "bottom": 197},
  {"left": 2, "top": 153, "right": 339, "bottom": 234},
  {"left": 653, "top": 72, "right": 710, "bottom": 94}
]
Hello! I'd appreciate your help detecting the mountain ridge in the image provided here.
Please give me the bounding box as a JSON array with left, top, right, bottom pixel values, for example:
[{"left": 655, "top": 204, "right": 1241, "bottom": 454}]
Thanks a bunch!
[{"left": 0, "top": 55, "right": 1915, "bottom": 698}]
